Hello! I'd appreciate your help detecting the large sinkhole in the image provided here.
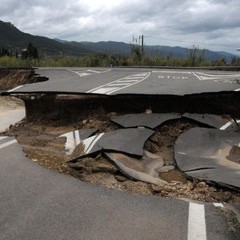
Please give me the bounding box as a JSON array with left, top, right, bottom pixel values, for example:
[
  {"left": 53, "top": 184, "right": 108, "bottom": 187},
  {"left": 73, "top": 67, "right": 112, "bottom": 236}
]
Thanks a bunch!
[{"left": 5, "top": 92, "right": 238, "bottom": 204}]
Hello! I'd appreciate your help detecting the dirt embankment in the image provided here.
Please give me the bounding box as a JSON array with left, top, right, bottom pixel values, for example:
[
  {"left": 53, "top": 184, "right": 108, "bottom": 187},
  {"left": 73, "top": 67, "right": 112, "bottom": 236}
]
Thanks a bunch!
[
  {"left": 0, "top": 68, "right": 36, "bottom": 113},
  {"left": 0, "top": 68, "right": 35, "bottom": 91}
]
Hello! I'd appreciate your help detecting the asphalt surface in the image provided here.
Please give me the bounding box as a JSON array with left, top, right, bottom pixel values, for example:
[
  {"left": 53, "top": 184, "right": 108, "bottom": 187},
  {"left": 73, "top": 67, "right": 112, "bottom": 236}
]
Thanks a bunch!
[
  {"left": 4, "top": 67, "right": 240, "bottom": 96},
  {"left": 0, "top": 136, "right": 240, "bottom": 240}
]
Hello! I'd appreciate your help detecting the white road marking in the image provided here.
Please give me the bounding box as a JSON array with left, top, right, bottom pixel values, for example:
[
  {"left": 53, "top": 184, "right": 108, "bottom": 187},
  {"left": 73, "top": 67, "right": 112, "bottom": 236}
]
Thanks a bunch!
[
  {"left": 153, "top": 71, "right": 240, "bottom": 85},
  {"left": 87, "top": 72, "right": 150, "bottom": 95},
  {"left": 152, "top": 70, "right": 192, "bottom": 74},
  {"left": 0, "top": 139, "right": 17, "bottom": 149},
  {"left": 213, "top": 203, "right": 224, "bottom": 208},
  {"left": 192, "top": 72, "right": 204, "bottom": 80},
  {"left": 178, "top": 151, "right": 187, "bottom": 155},
  {"left": 220, "top": 119, "right": 240, "bottom": 130},
  {"left": 90, "top": 87, "right": 119, "bottom": 94},
  {"left": 87, "top": 69, "right": 102, "bottom": 73},
  {"left": 193, "top": 72, "right": 240, "bottom": 81},
  {"left": 0, "top": 136, "right": 8, "bottom": 141},
  {"left": 108, "top": 81, "right": 138, "bottom": 86},
  {"left": 69, "top": 71, "right": 91, "bottom": 77},
  {"left": 234, "top": 88, "right": 240, "bottom": 91},
  {"left": 115, "top": 79, "right": 139, "bottom": 83},
  {"left": 61, "top": 130, "right": 82, "bottom": 155},
  {"left": 7, "top": 85, "right": 24, "bottom": 92},
  {"left": 79, "top": 72, "right": 91, "bottom": 77},
  {"left": 106, "top": 83, "right": 131, "bottom": 86},
  {"left": 68, "top": 69, "right": 111, "bottom": 78},
  {"left": 83, "top": 133, "right": 104, "bottom": 154},
  {"left": 220, "top": 120, "right": 235, "bottom": 130},
  {"left": 188, "top": 202, "right": 207, "bottom": 240},
  {"left": 158, "top": 75, "right": 189, "bottom": 79},
  {"left": 193, "top": 72, "right": 224, "bottom": 81}
]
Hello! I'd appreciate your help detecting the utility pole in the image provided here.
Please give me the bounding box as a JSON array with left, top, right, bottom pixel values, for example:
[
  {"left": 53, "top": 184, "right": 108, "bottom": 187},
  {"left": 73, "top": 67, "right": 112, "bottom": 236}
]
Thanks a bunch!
[{"left": 141, "top": 35, "right": 144, "bottom": 57}]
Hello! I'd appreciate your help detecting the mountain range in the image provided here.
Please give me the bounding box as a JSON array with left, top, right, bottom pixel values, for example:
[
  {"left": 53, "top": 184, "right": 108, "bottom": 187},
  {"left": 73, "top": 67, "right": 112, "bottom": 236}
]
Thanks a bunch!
[{"left": 0, "top": 20, "right": 238, "bottom": 62}]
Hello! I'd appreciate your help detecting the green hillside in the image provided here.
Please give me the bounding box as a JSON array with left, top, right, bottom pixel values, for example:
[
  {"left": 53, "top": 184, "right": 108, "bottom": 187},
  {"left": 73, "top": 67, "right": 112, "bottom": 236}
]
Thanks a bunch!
[{"left": 0, "top": 21, "right": 91, "bottom": 56}]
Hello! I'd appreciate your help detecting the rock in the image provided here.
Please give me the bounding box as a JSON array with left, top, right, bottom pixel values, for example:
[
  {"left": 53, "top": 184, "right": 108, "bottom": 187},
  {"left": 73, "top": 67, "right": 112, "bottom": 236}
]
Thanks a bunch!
[
  {"left": 158, "top": 165, "right": 175, "bottom": 173},
  {"left": 150, "top": 185, "right": 162, "bottom": 193},
  {"left": 68, "top": 162, "right": 88, "bottom": 172},
  {"left": 108, "top": 112, "right": 117, "bottom": 117},
  {"left": 115, "top": 175, "right": 128, "bottom": 182},
  {"left": 92, "top": 163, "right": 118, "bottom": 174},
  {"left": 144, "top": 109, "right": 152, "bottom": 114},
  {"left": 198, "top": 181, "right": 208, "bottom": 188},
  {"left": 209, "top": 187, "right": 217, "bottom": 192},
  {"left": 186, "top": 181, "right": 194, "bottom": 191}
]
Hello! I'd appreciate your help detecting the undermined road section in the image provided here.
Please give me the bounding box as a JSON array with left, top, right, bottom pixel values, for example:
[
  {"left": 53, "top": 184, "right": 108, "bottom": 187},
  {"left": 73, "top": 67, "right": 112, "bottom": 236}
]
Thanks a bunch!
[
  {"left": 1, "top": 68, "right": 240, "bottom": 206},
  {"left": 20, "top": 92, "right": 240, "bottom": 123}
]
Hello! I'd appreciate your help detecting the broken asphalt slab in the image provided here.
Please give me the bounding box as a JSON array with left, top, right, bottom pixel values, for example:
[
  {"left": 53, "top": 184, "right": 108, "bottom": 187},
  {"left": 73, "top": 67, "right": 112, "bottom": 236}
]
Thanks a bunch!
[
  {"left": 111, "top": 113, "right": 181, "bottom": 129},
  {"left": 174, "top": 127, "right": 240, "bottom": 189},
  {"left": 105, "top": 151, "right": 174, "bottom": 185},
  {"left": 112, "top": 112, "right": 238, "bottom": 130},
  {"left": 60, "top": 128, "right": 98, "bottom": 155},
  {"left": 78, "top": 128, "right": 155, "bottom": 158},
  {"left": 182, "top": 113, "right": 235, "bottom": 130}
]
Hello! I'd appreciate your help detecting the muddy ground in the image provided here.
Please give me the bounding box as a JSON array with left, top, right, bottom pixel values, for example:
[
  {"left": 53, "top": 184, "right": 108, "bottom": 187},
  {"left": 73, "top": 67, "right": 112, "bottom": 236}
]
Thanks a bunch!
[{"left": 1, "top": 68, "right": 240, "bottom": 205}]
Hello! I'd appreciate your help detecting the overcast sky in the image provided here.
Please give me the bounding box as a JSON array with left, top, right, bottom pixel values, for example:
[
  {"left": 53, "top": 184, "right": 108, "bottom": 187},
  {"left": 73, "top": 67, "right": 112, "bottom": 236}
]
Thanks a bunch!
[{"left": 1, "top": 0, "right": 240, "bottom": 53}]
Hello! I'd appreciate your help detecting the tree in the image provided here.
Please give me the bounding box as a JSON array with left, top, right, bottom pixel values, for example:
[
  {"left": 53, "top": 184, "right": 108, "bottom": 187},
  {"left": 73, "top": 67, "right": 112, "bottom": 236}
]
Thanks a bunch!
[
  {"left": 231, "top": 56, "right": 240, "bottom": 66},
  {"left": 0, "top": 47, "right": 9, "bottom": 57},
  {"left": 28, "top": 42, "right": 39, "bottom": 59},
  {"left": 22, "top": 42, "right": 39, "bottom": 60},
  {"left": 187, "top": 45, "right": 206, "bottom": 66},
  {"left": 130, "top": 35, "right": 144, "bottom": 65}
]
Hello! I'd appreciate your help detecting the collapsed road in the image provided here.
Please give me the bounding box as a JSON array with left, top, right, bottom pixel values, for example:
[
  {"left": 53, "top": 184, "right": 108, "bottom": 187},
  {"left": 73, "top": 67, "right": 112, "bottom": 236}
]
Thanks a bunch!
[
  {"left": 2, "top": 67, "right": 240, "bottom": 122},
  {"left": 0, "top": 67, "right": 240, "bottom": 239}
]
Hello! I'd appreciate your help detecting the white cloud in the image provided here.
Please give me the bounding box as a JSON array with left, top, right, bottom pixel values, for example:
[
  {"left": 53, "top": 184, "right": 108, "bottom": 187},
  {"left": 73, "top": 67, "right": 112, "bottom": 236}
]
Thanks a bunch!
[{"left": 1, "top": 0, "right": 240, "bottom": 53}]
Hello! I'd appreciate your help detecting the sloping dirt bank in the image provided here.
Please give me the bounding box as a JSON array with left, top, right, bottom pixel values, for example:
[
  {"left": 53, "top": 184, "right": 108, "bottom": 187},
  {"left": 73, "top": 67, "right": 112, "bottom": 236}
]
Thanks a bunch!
[{"left": 0, "top": 68, "right": 35, "bottom": 91}]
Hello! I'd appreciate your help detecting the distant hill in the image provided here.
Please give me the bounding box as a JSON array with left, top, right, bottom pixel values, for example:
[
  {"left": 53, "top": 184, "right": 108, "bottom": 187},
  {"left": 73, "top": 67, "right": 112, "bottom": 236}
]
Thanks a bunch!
[
  {"left": 143, "top": 45, "right": 237, "bottom": 63},
  {"left": 0, "top": 20, "right": 238, "bottom": 62},
  {"left": 0, "top": 20, "right": 91, "bottom": 56},
  {"left": 64, "top": 41, "right": 132, "bottom": 56},
  {"left": 62, "top": 40, "right": 237, "bottom": 63}
]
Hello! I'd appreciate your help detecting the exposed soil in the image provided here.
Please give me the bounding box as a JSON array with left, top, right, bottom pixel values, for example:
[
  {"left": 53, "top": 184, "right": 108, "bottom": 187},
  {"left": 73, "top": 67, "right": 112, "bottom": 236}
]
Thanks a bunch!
[
  {"left": 0, "top": 95, "right": 24, "bottom": 110},
  {"left": 4, "top": 108, "right": 240, "bottom": 205},
  {"left": 1, "top": 68, "right": 240, "bottom": 206},
  {"left": 0, "top": 68, "right": 35, "bottom": 91}
]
